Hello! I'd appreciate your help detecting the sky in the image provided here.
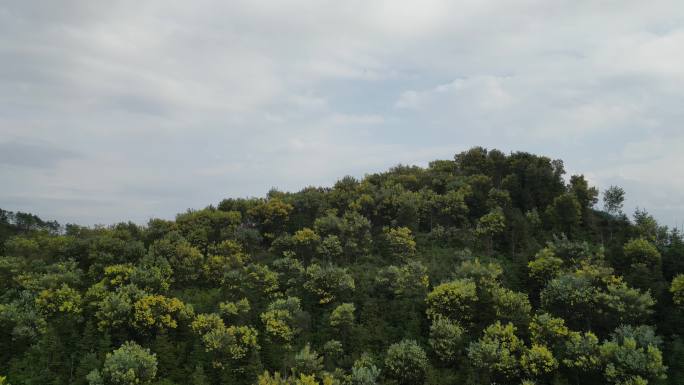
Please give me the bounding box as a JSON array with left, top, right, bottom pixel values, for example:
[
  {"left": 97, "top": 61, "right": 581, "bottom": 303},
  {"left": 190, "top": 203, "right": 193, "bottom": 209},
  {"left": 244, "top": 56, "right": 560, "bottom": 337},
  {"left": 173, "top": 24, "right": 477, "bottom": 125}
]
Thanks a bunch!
[{"left": 1, "top": 0, "right": 684, "bottom": 227}]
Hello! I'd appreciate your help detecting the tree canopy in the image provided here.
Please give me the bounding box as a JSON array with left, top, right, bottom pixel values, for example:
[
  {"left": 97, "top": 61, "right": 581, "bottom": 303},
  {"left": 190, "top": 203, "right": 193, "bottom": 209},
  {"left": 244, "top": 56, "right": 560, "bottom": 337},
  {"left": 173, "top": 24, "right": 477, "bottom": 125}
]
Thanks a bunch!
[{"left": 1, "top": 147, "right": 683, "bottom": 385}]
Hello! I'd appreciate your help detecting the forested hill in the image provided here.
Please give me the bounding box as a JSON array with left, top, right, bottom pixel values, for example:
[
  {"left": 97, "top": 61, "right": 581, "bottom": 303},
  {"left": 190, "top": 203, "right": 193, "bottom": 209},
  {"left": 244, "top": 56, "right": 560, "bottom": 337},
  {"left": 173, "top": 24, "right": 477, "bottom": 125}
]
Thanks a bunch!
[{"left": 2, "top": 147, "right": 684, "bottom": 385}]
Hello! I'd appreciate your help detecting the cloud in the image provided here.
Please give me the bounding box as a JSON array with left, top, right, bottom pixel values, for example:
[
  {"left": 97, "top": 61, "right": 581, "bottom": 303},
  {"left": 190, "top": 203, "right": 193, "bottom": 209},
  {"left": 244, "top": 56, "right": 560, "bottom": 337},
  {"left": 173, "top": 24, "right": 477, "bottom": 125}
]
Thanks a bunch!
[
  {"left": 1, "top": 0, "right": 683, "bottom": 226},
  {"left": 0, "top": 141, "right": 80, "bottom": 168}
]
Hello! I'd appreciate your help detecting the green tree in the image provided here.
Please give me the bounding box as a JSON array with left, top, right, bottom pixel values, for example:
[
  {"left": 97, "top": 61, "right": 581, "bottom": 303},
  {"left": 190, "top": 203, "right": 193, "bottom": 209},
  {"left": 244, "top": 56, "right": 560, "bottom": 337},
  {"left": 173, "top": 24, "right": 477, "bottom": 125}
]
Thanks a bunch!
[
  {"left": 603, "top": 186, "right": 625, "bottom": 217},
  {"left": 329, "top": 302, "right": 355, "bottom": 330},
  {"left": 600, "top": 326, "right": 667, "bottom": 385},
  {"left": 384, "top": 339, "right": 429, "bottom": 385},
  {"left": 671, "top": 274, "right": 684, "bottom": 305},
  {"left": 425, "top": 279, "right": 478, "bottom": 325},
  {"left": 87, "top": 341, "right": 158, "bottom": 385},
  {"left": 292, "top": 344, "right": 324, "bottom": 377},
  {"left": 467, "top": 321, "right": 524, "bottom": 382},
  {"left": 428, "top": 317, "right": 464, "bottom": 363},
  {"left": 382, "top": 227, "right": 417, "bottom": 261},
  {"left": 304, "top": 264, "right": 355, "bottom": 305}
]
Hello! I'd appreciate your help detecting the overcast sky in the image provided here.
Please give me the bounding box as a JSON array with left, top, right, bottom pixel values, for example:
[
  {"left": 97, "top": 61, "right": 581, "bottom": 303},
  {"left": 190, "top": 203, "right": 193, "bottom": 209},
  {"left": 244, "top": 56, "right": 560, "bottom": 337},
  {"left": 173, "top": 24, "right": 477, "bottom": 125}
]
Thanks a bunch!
[{"left": 1, "top": 1, "right": 684, "bottom": 227}]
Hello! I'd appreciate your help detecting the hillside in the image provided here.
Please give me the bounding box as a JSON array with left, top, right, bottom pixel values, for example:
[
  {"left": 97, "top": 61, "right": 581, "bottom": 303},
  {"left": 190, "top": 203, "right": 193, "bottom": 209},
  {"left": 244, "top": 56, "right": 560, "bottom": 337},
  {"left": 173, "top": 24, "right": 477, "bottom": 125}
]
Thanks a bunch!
[{"left": 1, "top": 147, "right": 683, "bottom": 385}]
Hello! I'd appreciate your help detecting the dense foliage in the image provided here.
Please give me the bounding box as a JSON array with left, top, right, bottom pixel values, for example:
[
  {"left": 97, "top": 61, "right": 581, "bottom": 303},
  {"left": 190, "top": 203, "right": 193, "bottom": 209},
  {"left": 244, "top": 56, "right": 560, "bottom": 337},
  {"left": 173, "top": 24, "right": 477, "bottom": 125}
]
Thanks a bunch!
[{"left": 1, "top": 147, "right": 683, "bottom": 385}]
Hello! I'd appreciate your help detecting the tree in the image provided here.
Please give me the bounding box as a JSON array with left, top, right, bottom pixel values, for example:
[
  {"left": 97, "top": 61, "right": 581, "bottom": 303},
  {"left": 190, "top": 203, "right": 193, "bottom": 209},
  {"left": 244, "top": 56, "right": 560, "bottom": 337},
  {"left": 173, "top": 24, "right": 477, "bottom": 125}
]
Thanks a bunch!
[
  {"left": 190, "top": 313, "right": 259, "bottom": 368},
  {"left": 304, "top": 264, "right": 355, "bottom": 305},
  {"left": 603, "top": 186, "right": 625, "bottom": 216},
  {"left": 291, "top": 228, "right": 321, "bottom": 263},
  {"left": 425, "top": 279, "right": 478, "bottom": 324},
  {"left": 467, "top": 321, "right": 524, "bottom": 382},
  {"left": 428, "top": 317, "right": 464, "bottom": 363},
  {"left": 562, "top": 331, "right": 601, "bottom": 373},
  {"left": 521, "top": 344, "right": 557, "bottom": 378},
  {"left": 623, "top": 238, "right": 661, "bottom": 267},
  {"left": 87, "top": 341, "right": 157, "bottom": 385},
  {"left": 329, "top": 303, "right": 355, "bottom": 329},
  {"left": 382, "top": 227, "right": 416, "bottom": 261},
  {"left": 132, "top": 294, "right": 192, "bottom": 332},
  {"left": 476, "top": 208, "right": 506, "bottom": 253},
  {"left": 384, "top": 339, "right": 429, "bottom": 385},
  {"left": 569, "top": 175, "right": 599, "bottom": 211},
  {"left": 260, "top": 297, "right": 304, "bottom": 346},
  {"left": 375, "top": 261, "right": 429, "bottom": 298},
  {"left": 671, "top": 274, "right": 684, "bottom": 305},
  {"left": 249, "top": 198, "right": 294, "bottom": 238},
  {"left": 599, "top": 326, "right": 667, "bottom": 385},
  {"left": 292, "top": 344, "right": 323, "bottom": 376},
  {"left": 546, "top": 193, "right": 582, "bottom": 237},
  {"left": 35, "top": 284, "right": 82, "bottom": 317}
]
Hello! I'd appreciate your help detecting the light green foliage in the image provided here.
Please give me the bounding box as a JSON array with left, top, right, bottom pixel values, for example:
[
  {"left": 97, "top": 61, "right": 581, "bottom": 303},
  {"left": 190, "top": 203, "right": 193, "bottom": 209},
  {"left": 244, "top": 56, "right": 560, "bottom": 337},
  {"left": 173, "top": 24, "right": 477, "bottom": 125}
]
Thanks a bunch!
[
  {"left": 2, "top": 148, "right": 682, "bottom": 385},
  {"left": 623, "top": 238, "right": 661, "bottom": 267},
  {"left": 103, "top": 264, "right": 135, "bottom": 288},
  {"left": 600, "top": 326, "right": 667, "bottom": 384},
  {"left": 314, "top": 211, "right": 373, "bottom": 258},
  {"left": 257, "top": 371, "right": 289, "bottom": 385},
  {"left": 428, "top": 317, "right": 464, "bottom": 363},
  {"left": 528, "top": 248, "right": 564, "bottom": 284},
  {"left": 384, "top": 339, "right": 429, "bottom": 385},
  {"left": 383, "top": 227, "right": 416, "bottom": 261},
  {"left": 292, "top": 228, "right": 321, "bottom": 260},
  {"left": 132, "top": 294, "right": 191, "bottom": 332},
  {"left": 425, "top": 279, "right": 478, "bottom": 323},
  {"left": 240, "top": 263, "right": 281, "bottom": 299},
  {"left": 350, "top": 354, "right": 380, "bottom": 385},
  {"left": 292, "top": 344, "right": 324, "bottom": 376},
  {"left": 476, "top": 208, "right": 506, "bottom": 237},
  {"left": 597, "top": 278, "right": 655, "bottom": 324},
  {"left": 467, "top": 322, "right": 524, "bottom": 380},
  {"left": 521, "top": 344, "right": 557, "bottom": 377},
  {"left": 375, "top": 261, "right": 429, "bottom": 297},
  {"left": 88, "top": 341, "right": 158, "bottom": 385},
  {"left": 329, "top": 303, "right": 355, "bottom": 329},
  {"left": 272, "top": 256, "right": 305, "bottom": 293},
  {"left": 562, "top": 331, "right": 601, "bottom": 371},
  {"left": 203, "top": 240, "right": 248, "bottom": 284},
  {"left": 540, "top": 266, "right": 654, "bottom": 330},
  {"left": 129, "top": 254, "right": 173, "bottom": 293},
  {"left": 219, "top": 298, "right": 250, "bottom": 320},
  {"left": 249, "top": 198, "right": 294, "bottom": 236},
  {"left": 35, "top": 283, "right": 82, "bottom": 316},
  {"left": 529, "top": 313, "right": 569, "bottom": 347},
  {"left": 304, "top": 264, "right": 355, "bottom": 304},
  {"left": 255, "top": 372, "right": 328, "bottom": 385},
  {"left": 323, "top": 340, "right": 343, "bottom": 357},
  {"left": 94, "top": 284, "right": 144, "bottom": 332},
  {"left": 191, "top": 313, "right": 259, "bottom": 366},
  {"left": 260, "top": 297, "right": 303, "bottom": 345},
  {"left": 175, "top": 208, "right": 242, "bottom": 250},
  {"left": 317, "top": 235, "right": 343, "bottom": 261},
  {"left": 491, "top": 286, "right": 532, "bottom": 327},
  {"left": 453, "top": 258, "right": 503, "bottom": 288},
  {"left": 671, "top": 274, "right": 684, "bottom": 305}
]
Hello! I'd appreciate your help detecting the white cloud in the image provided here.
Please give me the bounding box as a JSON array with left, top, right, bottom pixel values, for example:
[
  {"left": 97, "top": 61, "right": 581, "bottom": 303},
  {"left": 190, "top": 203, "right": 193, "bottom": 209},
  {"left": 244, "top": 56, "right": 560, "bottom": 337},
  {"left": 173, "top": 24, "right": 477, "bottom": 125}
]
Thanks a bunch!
[{"left": 1, "top": 0, "right": 684, "bottom": 226}]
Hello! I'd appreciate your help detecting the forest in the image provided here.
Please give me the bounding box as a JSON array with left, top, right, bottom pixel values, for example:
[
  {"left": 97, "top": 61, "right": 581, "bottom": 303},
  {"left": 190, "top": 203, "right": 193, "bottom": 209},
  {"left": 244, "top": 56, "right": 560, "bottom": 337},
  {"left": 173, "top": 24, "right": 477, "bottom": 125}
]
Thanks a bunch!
[{"left": 1, "top": 147, "right": 683, "bottom": 385}]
